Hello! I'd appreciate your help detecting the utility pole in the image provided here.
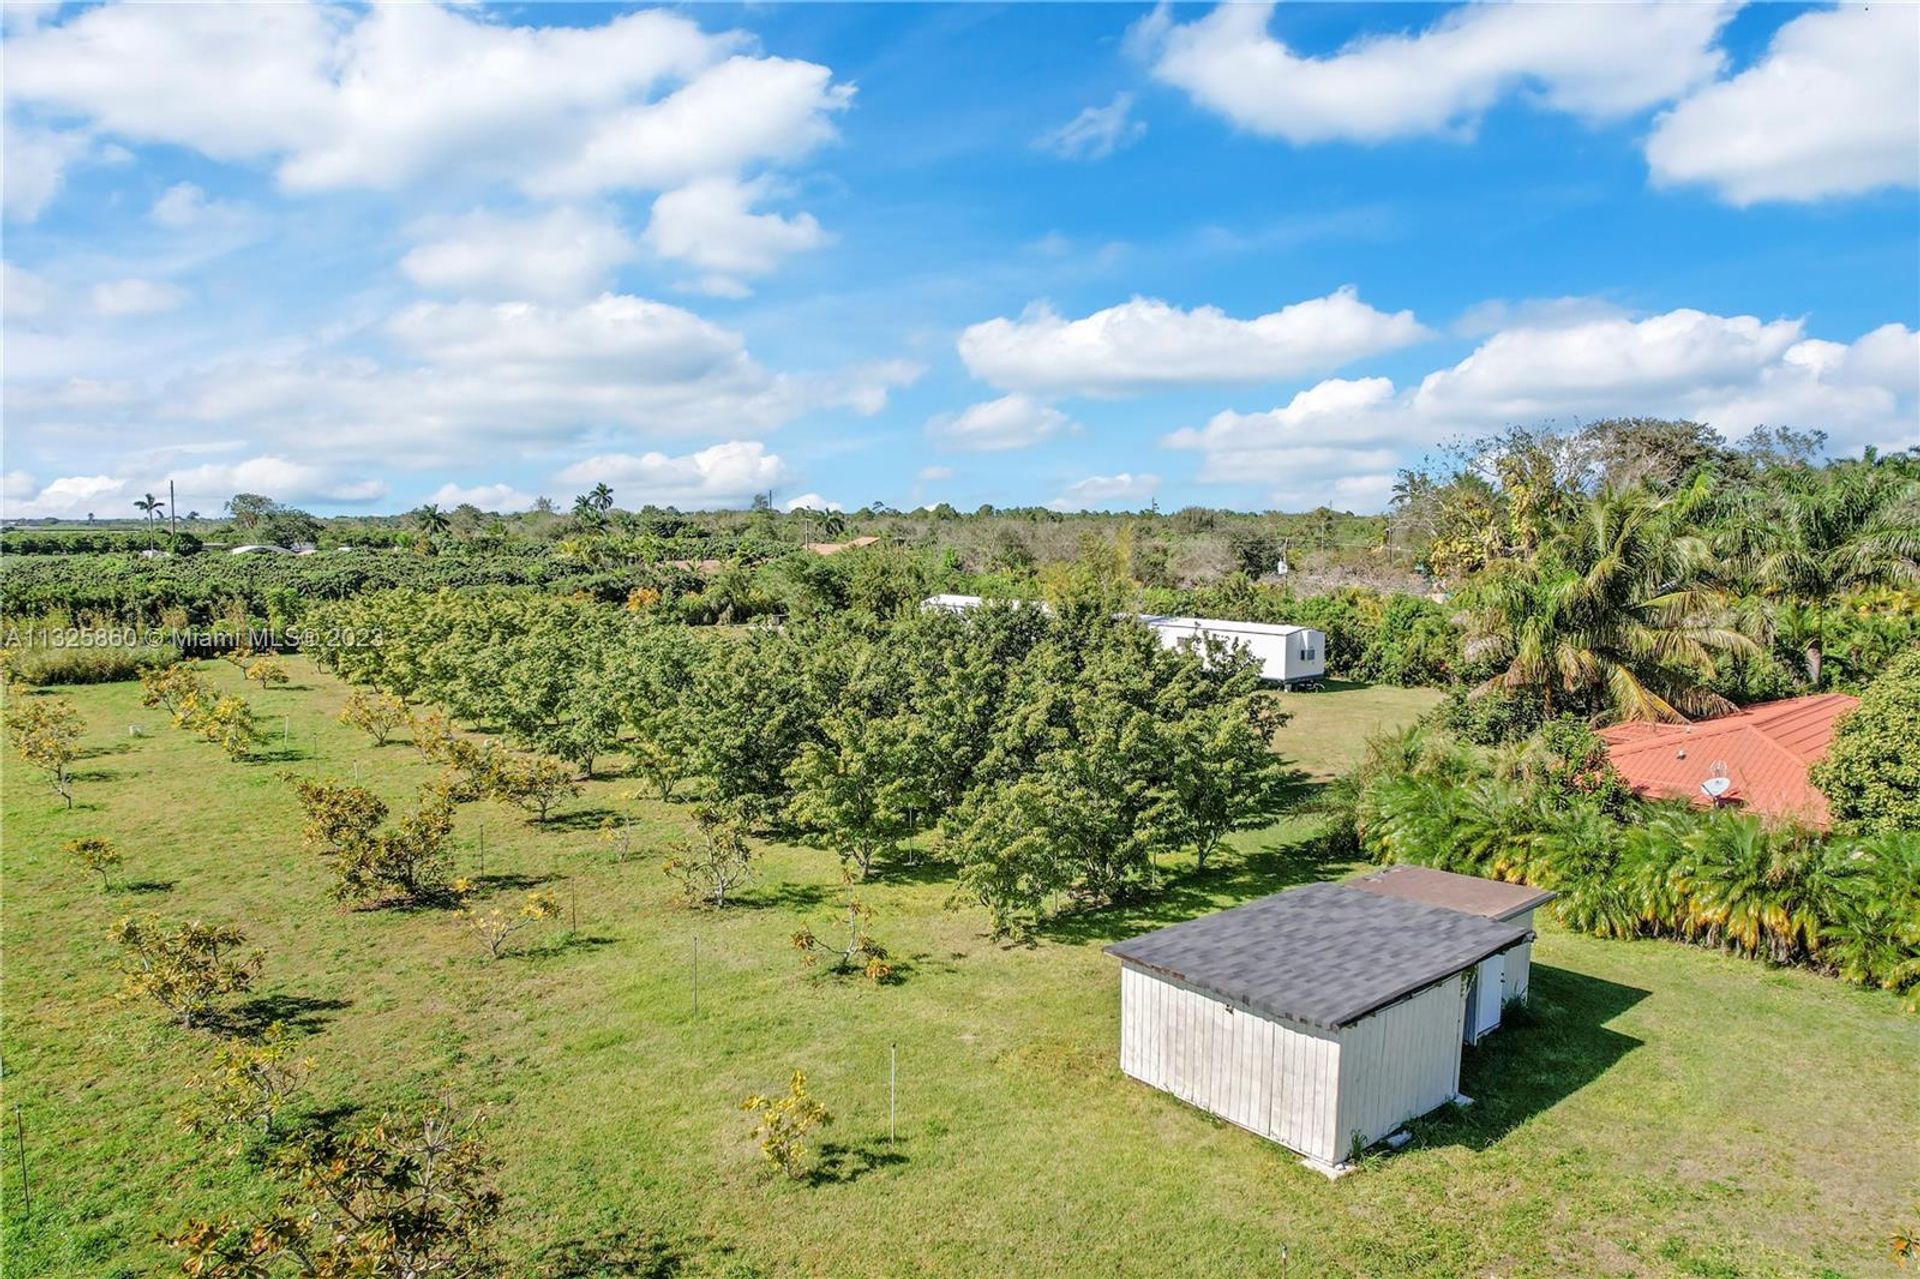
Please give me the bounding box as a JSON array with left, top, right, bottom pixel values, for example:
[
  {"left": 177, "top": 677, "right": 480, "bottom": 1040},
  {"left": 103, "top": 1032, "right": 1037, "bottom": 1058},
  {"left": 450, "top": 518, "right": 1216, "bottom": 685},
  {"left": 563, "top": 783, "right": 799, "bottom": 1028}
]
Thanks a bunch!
[{"left": 169, "top": 480, "right": 176, "bottom": 542}]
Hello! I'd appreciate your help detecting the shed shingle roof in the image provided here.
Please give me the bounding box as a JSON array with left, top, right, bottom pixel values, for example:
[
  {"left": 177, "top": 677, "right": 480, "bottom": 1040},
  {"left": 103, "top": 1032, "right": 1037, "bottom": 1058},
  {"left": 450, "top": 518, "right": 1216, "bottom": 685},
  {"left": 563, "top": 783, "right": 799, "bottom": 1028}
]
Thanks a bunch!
[
  {"left": 1598, "top": 693, "right": 1857, "bottom": 828},
  {"left": 1343, "top": 865, "right": 1555, "bottom": 921},
  {"left": 1104, "top": 882, "right": 1530, "bottom": 1031}
]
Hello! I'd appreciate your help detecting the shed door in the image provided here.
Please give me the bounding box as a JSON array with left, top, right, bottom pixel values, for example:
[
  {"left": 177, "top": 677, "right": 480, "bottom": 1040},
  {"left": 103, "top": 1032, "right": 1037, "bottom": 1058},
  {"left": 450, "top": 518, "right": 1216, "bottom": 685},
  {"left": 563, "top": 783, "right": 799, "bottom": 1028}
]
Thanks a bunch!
[{"left": 1465, "top": 954, "right": 1504, "bottom": 1043}]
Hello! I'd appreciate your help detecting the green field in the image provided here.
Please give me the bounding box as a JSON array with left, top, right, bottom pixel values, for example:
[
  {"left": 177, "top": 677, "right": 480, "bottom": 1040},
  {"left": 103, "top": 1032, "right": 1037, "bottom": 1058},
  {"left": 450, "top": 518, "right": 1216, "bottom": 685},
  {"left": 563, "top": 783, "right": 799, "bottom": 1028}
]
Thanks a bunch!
[{"left": 2, "top": 664, "right": 1913, "bottom": 1278}]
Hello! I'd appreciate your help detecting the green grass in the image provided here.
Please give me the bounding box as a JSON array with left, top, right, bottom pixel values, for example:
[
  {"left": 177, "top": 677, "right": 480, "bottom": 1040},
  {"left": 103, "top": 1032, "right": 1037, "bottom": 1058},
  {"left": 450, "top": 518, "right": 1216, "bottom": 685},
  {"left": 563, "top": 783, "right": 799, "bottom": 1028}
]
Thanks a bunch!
[{"left": 2, "top": 664, "right": 1913, "bottom": 1278}]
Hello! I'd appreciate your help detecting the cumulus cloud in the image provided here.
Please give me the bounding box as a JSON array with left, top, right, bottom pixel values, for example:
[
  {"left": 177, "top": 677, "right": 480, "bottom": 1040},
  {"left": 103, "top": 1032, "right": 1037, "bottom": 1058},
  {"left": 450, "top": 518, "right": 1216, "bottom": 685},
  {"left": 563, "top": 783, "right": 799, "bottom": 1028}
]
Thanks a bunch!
[
  {"left": 4, "top": 261, "right": 56, "bottom": 319},
  {"left": 4, "top": 5, "right": 848, "bottom": 201},
  {"left": 1, "top": 455, "right": 385, "bottom": 519},
  {"left": 1138, "top": 1, "right": 1732, "bottom": 144},
  {"left": 1046, "top": 472, "right": 1160, "bottom": 513},
  {"left": 555, "top": 440, "right": 788, "bottom": 509},
  {"left": 1646, "top": 5, "right": 1920, "bottom": 205},
  {"left": 425, "top": 482, "right": 535, "bottom": 512},
  {"left": 643, "top": 175, "right": 829, "bottom": 297},
  {"left": 148, "top": 181, "right": 254, "bottom": 232},
  {"left": 401, "top": 207, "right": 634, "bottom": 301},
  {"left": 1164, "top": 310, "right": 1920, "bottom": 512},
  {"left": 781, "top": 492, "right": 843, "bottom": 512},
  {"left": 2, "top": 119, "right": 92, "bottom": 221},
  {"left": 1035, "top": 92, "right": 1145, "bottom": 160},
  {"left": 91, "top": 277, "right": 188, "bottom": 315},
  {"left": 925, "top": 394, "right": 1074, "bottom": 452},
  {"left": 959, "top": 288, "right": 1426, "bottom": 397},
  {"left": 917, "top": 465, "right": 954, "bottom": 482}
]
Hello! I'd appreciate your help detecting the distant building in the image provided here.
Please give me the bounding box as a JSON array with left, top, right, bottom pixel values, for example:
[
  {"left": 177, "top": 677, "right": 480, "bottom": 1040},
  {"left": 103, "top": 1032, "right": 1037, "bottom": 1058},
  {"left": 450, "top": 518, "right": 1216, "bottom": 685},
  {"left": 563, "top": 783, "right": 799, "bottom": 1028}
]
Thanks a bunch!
[
  {"left": 919, "top": 595, "right": 1327, "bottom": 685},
  {"left": 1597, "top": 693, "right": 1858, "bottom": 828},
  {"left": 228, "top": 544, "right": 294, "bottom": 556},
  {"left": 802, "top": 536, "right": 880, "bottom": 556}
]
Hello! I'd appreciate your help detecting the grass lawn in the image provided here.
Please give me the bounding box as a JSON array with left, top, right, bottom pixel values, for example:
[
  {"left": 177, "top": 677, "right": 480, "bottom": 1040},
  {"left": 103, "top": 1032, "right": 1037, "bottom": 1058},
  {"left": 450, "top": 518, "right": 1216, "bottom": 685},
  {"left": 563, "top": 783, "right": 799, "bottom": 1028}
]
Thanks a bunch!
[{"left": 1, "top": 663, "right": 1913, "bottom": 1278}]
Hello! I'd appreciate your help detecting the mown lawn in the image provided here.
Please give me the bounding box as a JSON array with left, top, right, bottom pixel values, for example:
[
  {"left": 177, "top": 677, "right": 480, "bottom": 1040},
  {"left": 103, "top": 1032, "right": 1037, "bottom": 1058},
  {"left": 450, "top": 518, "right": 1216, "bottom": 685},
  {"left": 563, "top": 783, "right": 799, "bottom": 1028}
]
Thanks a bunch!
[{"left": 1, "top": 662, "right": 1913, "bottom": 1278}]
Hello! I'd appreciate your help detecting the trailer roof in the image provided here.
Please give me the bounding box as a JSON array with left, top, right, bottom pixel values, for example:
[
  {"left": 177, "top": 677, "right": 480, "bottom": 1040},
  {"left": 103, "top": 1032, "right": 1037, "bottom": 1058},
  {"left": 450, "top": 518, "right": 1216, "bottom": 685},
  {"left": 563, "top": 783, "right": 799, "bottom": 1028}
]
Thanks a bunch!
[
  {"left": 1105, "top": 882, "right": 1529, "bottom": 1031},
  {"left": 1135, "top": 614, "right": 1317, "bottom": 637}
]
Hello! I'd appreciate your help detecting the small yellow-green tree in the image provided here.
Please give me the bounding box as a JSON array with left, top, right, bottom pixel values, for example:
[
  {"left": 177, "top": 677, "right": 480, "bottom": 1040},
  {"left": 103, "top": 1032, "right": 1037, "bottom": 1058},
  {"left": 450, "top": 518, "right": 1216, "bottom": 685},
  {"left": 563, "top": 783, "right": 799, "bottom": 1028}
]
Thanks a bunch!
[
  {"left": 195, "top": 693, "right": 266, "bottom": 760},
  {"left": 111, "top": 916, "right": 261, "bottom": 1029},
  {"left": 6, "top": 692, "right": 85, "bottom": 808},
  {"left": 338, "top": 688, "right": 409, "bottom": 746},
  {"left": 486, "top": 753, "right": 578, "bottom": 822},
  {"left": 139, "top": 661, "right": 204, "bottom": 716},
  {"left": 792, "top": 899, "right": 892, "bottom": 983},
  {"left": 457, "top": 891, "right": 561, "bottom": 960},
  {"left": 741, "top": 1070, "right": 831, "bottom": 1179},
  {"left": 244, "top": 657, "right": 291, "bottom": 691},
  {"left": 181, "top": 1023, "right": 312, "bottom": 1145},
  {"left": 663, "top": 807, "right": 757, "bottom": 908},
  {"left": 64, "top": 835, "right": 122, "bottom": 890}
]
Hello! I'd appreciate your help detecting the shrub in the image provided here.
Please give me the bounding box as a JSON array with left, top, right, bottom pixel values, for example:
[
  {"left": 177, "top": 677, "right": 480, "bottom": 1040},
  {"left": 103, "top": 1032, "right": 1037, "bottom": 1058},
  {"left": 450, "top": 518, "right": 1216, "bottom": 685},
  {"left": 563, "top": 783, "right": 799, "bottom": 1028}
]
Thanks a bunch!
[
  {"left": 457, "top": 891, "right": 561, "bottom": 960},
  {"left": 792, "top": 899, "right": 893, "bottom": 983},
  {"left": 662, "top": 806, "right": 757, "bottom": 908},
  {"left": 338, "top": 688, "right": 408, "bottom": 746},
  {"left": 64, "top": 835, "right": 122, "bottom": 890},
  {"left": 741, "top": 1070, "right": 831, "bottom": 1179},
  {"left": 6, "top": 690, "right": 85, "bottom": 808},
  {"left": 180, "top": 1023, "right": 312, "bottom": 1145},
  {"left": 110, "top": 916, "right": 261, "bottom": 1029},
  {"left": 1811, "top": 649, "right": 1920, "bottom": 835}
]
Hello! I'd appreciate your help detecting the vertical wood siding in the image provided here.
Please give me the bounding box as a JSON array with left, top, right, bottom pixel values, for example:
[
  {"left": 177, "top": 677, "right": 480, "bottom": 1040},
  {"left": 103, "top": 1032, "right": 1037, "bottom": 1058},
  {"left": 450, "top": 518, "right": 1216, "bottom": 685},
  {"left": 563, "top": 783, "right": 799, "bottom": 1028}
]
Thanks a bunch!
[
  {"left": 1503, "top": 912, "right": 1535, "bottom": 1003},
  {"left": 1333, "top": 975, "right": 1467, "bottom": 1155},
  {"left": 1118, "top": 964, "right": 1343, "bottom": 1165}
]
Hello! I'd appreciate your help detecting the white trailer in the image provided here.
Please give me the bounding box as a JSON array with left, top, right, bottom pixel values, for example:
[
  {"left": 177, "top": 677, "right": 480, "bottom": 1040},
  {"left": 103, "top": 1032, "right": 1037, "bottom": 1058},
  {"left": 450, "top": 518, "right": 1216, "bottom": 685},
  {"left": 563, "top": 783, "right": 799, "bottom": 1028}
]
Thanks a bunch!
[{"left": 1135, "top": 615, "right": 1326, "bottom": 685}]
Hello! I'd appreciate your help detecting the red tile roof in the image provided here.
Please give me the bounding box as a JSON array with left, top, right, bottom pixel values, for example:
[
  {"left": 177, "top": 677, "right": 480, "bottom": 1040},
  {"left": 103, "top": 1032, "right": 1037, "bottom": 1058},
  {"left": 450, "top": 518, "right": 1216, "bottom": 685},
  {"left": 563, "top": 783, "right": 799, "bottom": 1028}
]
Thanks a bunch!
[{"left": 1597, "top": 694, "right": 1858, "bottom": 828}]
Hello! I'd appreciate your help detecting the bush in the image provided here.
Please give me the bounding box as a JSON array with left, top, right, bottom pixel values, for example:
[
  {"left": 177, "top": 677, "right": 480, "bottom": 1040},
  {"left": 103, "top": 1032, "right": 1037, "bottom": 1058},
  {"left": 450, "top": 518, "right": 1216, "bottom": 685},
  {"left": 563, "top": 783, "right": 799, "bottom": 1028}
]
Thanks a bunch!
[
  {"left": 1811, "top": 649, "right": 1920, "bottom": 835},
  {"left": 4, "top": 639, "right": 174, "bottom": 685}
]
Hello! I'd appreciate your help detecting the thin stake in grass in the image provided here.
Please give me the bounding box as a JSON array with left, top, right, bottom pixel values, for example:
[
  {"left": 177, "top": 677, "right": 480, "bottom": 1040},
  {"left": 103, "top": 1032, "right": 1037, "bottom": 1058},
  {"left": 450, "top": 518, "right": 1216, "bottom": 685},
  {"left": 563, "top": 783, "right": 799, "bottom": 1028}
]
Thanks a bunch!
[{"left": 11, "top": 1104, "right": 28, "bottom": 1216}]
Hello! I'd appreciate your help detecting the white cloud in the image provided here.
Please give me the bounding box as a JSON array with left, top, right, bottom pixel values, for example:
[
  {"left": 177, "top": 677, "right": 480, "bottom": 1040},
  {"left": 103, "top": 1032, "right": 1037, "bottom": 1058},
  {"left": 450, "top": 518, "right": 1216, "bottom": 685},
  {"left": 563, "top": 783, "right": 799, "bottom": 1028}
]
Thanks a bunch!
[
  {"left": 91, "top": 277, "right": 188, "bottom": 315},
  {"left": 917, "top": 465, "right": 954, "bottom": 482},
  {"left": 555, "top": 441, "right": 788, "bottom": 509},
  {"left": 1036, "top": 92, "right": 1145, "bottom": 160},
  {"left": 2, "top": 119, "right": 91, "bottom": 221},
  {"left": 643, "top": 175, "right": 829, "bottom": 297},
  {"left": 1646, "top": 5, "right": 1920, "bottom": 205},
  {"left": 425, "top": 482, "right": 535, "bottom": 512},
  {"left": 1163, "top": 313, "right": 1920, "bottom": 512},
  {"left": 5, "top": 5, "right": 847, "bottom": 201},
  {"left": 1139, "top": 1, "right": 1732, "bottom": 145},
  {"left": 148, "top": 181, "right": 254, "bottom": 231},
  {"left": 781, "top": 492, "right": 843, "bottom": 513},
  {"left": 925, "top": 394, "right": 1074, "bottom": 452},
  {"left": 1410, "top": 308, "right": 1807, "bottom": 423},
  {"left": 401, "top": 207, "right": 634, "bottom": 301},
  {"left": 1046, "top": 472, "right": 1160, "bottom": 513},
  {"left": 0, "top": 454, "right": 383, "bottom": 519},
  {"left": 958, "top": 287, "right": 1427, "bottom": 397},
  {"left": 4, "top": 261, "right": 56, "bottom": 319}
]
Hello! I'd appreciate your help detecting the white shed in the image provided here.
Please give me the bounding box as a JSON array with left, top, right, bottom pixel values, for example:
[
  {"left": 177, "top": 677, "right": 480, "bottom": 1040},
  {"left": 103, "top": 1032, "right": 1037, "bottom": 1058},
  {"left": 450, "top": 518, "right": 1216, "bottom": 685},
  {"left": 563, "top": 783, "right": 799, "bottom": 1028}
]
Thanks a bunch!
[
  {"left": 1106, "top": 881, "right": 1533, "bottom": 1175},
  {"left": 1343, "top": 865, "right": 1555, "bottom": 1043},
  {"left": 1134, "top": 615, "right": 1327, "bottom": 685}
]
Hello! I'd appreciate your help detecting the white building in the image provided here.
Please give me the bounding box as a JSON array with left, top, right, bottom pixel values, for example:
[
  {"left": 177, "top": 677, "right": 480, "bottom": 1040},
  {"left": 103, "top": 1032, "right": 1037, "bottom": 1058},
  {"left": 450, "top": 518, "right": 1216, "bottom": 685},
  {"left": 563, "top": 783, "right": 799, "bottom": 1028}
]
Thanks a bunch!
[
  {"left": 1135, "top": 615, "right": 1325, "bottom": 685},
  {"left": 1341, "top": 866, "right": 1553, "bottom": 1042},
  {"left": 919, "top": 595, "right": 1328, "bottom": 685},
  {"left": 1106, "top": 877, "right": 1541, "bottom": 1175}
]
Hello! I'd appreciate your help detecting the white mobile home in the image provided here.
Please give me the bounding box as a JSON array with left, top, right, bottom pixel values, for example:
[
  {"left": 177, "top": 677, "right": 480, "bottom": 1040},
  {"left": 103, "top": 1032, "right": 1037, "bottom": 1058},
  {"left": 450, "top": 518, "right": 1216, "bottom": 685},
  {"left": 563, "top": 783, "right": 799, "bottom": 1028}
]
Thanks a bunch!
[
  {"left": 1106, "top": 880, "right": 1534, "bottom": 1175},
  {"left": 1135, "top": 615, "right": 1326, "bottom": 685},
  {"left": 1343, "top": 865, "right": 1554, "bottom": 1042}
]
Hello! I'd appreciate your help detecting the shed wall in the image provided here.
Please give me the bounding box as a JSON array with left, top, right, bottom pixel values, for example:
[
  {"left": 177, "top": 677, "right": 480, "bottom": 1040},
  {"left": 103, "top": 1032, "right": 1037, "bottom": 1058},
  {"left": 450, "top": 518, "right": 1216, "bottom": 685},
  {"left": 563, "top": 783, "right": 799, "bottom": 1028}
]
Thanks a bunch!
[
  {"left": 1503, "top": 911, "right": 1535, "bottom": 1003},
  {"left": 1333, "top": 975, "right": 1467, "bottom": 1154},
  {"left": 1118, "top": 964, "right": 1344, "bottom": 1164}
]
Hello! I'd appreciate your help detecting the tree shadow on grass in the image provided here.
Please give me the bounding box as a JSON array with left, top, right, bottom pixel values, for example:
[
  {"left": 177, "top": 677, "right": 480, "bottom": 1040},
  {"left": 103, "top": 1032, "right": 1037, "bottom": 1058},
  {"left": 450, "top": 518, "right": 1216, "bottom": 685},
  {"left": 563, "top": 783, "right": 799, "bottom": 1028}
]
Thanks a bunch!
[
  {"left": 522, "top": 932, "right": 616, "bottom": 960},
  {"left": 70, "top": 766, "right": 130, "bottom": 782},
  {"left": 466, "top": 871, "right": 556, "bottom": 894},
  {"left": 534, "top": 807, "right": 621, "bottom": 833},
  {"left": 76, "top": 741, "right": 137, "bottom": 760},
  {"left": 803, "top": 1136, "right": 908, "bottom": 1186},
  {"left": 746, "top": 880, "right": 836, "bottom": 912},
  {"left": 245, "top": 745, "right": 308, "bottom": 765},
  {"left": 533, "top": 1226, "right": 699, "bottom": 1278},
  {"left": 210, "top": 993, "right": 352, "bottom": 1040},
  {"left": 120, "top": 878, "right": 176, "bottom": 895},
  {"left": 1408, "top": 964, "right": 1648, "bottom": 1151}
]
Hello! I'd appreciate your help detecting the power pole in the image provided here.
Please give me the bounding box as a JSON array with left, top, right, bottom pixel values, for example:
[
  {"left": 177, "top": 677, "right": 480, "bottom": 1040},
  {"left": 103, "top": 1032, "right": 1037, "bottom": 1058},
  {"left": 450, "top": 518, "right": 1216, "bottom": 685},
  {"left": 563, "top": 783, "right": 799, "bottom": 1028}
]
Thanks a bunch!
[{"left": 169, "top": 480, "right": 176, "bottom": 541}]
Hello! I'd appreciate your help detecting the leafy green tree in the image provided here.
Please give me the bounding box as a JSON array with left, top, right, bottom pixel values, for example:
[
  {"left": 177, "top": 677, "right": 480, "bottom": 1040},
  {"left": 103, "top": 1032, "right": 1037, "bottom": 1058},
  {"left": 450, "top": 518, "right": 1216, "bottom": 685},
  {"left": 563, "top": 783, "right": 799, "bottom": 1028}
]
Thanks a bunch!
[
  {"left": 785, "top": 710, "right": 921, "bottom": 881},
  {"left": 413, "top": 503, "right": 452, "bottom": 539},
  {"left": 111, "top": 916, "right": 261, "bottom": 1029},
  {"left": 662, "top": 806, "right": 758, "bottom": 908},
  {"left": 140, "top": 662, "right": 205, "bottom": 716},
  {"left": 165, "top": 1097, "right": 502, "bottom": 1278},
  {"left": 1811, "top": 649, "right": 1920, "bottom": 834},
  {"left": 486, "top": 753, "right": 579, "bottom": 823},
  {"left": 337, "top": 688, "right": 408, "bottom": 746},
  {"left": 285, "top": 775, "right": 388, "bottom": 856}
]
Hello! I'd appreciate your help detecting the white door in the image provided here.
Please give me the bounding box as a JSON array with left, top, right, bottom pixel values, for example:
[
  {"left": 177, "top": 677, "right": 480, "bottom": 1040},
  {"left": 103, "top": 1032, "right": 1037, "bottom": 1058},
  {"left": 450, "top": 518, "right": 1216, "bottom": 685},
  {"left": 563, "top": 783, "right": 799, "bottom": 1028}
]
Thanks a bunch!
[{"left": 1468, "top": 953, "right": 1504, "bottom": 1042}]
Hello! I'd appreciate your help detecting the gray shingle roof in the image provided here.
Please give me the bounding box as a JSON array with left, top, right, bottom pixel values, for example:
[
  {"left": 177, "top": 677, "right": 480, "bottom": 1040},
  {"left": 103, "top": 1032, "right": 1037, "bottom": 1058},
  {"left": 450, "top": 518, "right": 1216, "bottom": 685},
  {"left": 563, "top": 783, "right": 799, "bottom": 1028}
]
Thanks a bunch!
[{"left": 1104, "top": 882, "right": 1531, "bottom": 1031}]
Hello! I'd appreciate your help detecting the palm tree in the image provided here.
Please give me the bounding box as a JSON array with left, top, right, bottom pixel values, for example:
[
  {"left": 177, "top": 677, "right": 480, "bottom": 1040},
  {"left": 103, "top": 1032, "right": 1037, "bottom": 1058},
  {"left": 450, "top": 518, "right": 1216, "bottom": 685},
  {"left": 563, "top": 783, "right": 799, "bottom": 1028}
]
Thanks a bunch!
[
  {"left": 1460, "top": 485, "right": 1755, "bottom": 723},
  {"left": 588, "top": 482, "right": 614, "bottom": 513},
  {"left": 413, "top": 503, "right": 450, "bottom": 539},
  {"left": 133, "top": 492, "right": 164, "bottom": 550},
  {"left": 1732, "top": 459, "right": 1920, "bottom": 686}
]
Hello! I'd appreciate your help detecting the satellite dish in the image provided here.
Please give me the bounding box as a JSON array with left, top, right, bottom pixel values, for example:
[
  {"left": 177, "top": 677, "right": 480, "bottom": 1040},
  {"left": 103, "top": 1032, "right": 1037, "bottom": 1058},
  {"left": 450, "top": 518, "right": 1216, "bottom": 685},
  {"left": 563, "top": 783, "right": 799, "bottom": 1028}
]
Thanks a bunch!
[{"left": 1700, "top": 776, "right": 1733, "bottom": 799}]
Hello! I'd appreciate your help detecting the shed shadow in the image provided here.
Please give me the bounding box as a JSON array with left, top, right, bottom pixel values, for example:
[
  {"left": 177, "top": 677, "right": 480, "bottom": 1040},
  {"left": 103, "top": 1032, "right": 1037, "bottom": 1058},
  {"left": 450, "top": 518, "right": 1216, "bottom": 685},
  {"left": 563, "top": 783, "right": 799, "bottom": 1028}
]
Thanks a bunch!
[{"left": 1408, "top": 964, "right": 1648, "bottom": 1151}]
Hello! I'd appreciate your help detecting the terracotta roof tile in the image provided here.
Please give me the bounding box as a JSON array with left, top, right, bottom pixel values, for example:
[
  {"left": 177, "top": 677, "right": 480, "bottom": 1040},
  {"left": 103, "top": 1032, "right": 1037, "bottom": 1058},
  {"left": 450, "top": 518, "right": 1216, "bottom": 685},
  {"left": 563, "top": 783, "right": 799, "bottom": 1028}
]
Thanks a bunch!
[{"left": 1598, "top": 694, "right": 1857, "bottom": 828}]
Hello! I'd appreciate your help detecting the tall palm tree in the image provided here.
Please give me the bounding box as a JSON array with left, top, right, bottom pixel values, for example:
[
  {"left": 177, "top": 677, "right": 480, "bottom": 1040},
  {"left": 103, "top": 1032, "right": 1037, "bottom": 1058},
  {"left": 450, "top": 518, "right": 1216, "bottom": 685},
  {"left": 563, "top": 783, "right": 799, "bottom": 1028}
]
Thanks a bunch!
[
  {"left": 588, "top": 482, "right": 614, "bottom": 512},
  {"left": 1460, "top": 485, "right": 1754, "bottom": 723},
  {"left": 413, "top": 503, "right": 451, "bottom": 539},
  {"left": 1732, "top": 459, "right": 1920, "bottom": 686},
  {"left": 133, "top": 492, "right": 164, "bottom": 550}
]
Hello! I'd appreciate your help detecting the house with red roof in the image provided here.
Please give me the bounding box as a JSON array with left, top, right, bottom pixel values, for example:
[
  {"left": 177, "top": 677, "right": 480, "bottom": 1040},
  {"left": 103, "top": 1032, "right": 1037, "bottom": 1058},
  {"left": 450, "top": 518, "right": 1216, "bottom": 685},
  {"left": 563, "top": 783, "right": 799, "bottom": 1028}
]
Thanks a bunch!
[{"left": 1597, "top": 694, "right": 1858, "bottom": 829}]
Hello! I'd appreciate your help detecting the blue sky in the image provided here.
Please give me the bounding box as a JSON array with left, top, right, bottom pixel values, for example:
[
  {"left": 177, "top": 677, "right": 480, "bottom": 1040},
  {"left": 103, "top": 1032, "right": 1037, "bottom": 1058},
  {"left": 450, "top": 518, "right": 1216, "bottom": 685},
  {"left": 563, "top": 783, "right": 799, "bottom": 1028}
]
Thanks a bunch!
[{"left": 3, "top": 1, "right": 1916, "bottom": 520}]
